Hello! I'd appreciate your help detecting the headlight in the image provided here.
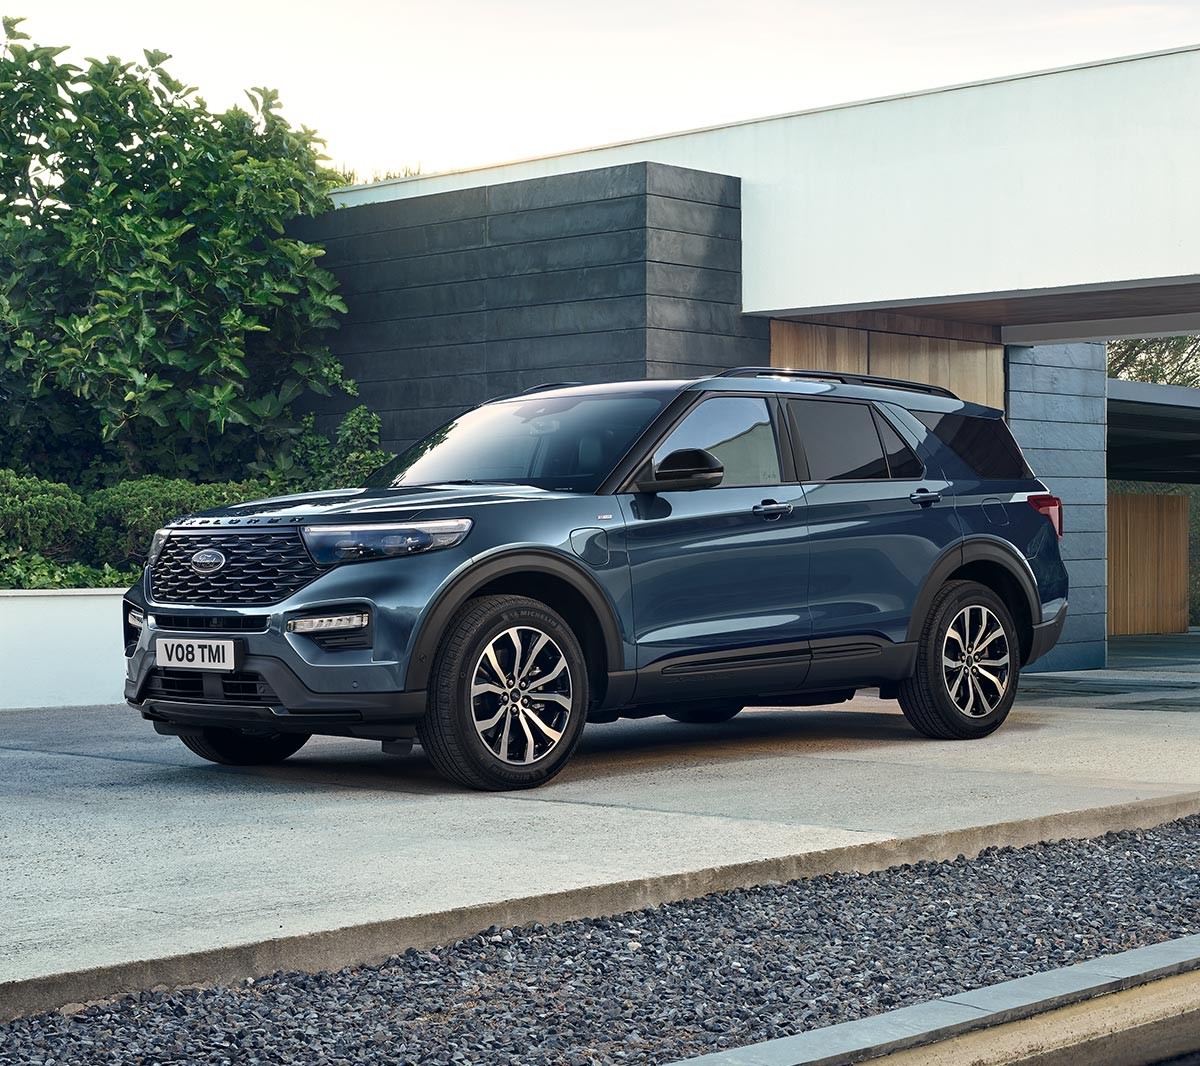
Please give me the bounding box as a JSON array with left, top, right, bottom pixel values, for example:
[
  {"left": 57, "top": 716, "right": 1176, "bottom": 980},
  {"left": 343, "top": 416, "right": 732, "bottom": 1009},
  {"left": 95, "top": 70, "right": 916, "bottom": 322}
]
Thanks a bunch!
[
  {"left": 147, "top": 528, "right": 170, "bottom": 565},
  {"left": 301, "top": 519, "right": 473, "bottom": 565}
]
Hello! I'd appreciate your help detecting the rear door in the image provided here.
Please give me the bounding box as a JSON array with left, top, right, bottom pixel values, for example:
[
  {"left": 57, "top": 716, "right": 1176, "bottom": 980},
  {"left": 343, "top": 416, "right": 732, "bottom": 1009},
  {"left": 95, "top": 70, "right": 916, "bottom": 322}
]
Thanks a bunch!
[
  {"left": 786, "top": 397, "right": 959, "bottom": 654},
  {"left": 618, "top": 393, "right": 811, "bottom": 700}
]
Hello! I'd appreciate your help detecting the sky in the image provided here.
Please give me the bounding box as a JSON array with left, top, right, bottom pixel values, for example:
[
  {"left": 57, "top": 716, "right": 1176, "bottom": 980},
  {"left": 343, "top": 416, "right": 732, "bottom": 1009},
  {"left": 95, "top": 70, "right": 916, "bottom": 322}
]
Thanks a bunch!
[{"left": 13, "top": 0, "right": 1200, "bottom": 182}]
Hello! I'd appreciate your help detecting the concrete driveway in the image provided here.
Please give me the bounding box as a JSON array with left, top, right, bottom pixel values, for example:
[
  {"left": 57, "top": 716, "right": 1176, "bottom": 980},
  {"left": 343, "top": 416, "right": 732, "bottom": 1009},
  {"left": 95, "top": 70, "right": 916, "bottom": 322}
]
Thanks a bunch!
[{"left": 3, "top": 677, "right": 1200, "bottom": 1014}]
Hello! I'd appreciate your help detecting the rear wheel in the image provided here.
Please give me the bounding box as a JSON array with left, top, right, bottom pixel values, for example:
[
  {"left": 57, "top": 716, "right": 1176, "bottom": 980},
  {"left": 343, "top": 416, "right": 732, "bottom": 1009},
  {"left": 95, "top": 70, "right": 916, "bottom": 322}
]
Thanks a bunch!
[
  {"left": 666, "top": 701, "right": 743, "bottom": 724},
  {"left": 179, "top": 729, "right": 309, "bottom": 766},
  {"left": 418, "top": 595, "right": 588, "bottom": 790},
  {"left": 898, "top": 579, "right": 1018, "bottom": 740}
]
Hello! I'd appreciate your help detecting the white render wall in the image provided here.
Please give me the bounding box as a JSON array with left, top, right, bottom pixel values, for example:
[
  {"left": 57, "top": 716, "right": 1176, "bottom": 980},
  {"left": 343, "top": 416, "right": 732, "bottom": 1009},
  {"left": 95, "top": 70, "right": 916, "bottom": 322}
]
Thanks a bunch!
[
  {"left": 0, "top": 590, "right": 127, "bottom": 709},
  {"left": 335, "top": 47, "right": 1200, "bottom": 321}
]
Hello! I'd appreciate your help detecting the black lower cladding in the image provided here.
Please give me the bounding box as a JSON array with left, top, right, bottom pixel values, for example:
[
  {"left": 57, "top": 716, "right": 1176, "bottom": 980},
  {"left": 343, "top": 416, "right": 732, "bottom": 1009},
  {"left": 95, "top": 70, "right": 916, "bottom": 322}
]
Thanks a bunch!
[
  {"left": 1027, "top": 605, "right": 1068, "bottom": 665},
  {"left": 131, "top": 654, "right": 428, "bottom": 734},
  {"left": 142, "top": 668, "right": 279, "bottom": 705}
]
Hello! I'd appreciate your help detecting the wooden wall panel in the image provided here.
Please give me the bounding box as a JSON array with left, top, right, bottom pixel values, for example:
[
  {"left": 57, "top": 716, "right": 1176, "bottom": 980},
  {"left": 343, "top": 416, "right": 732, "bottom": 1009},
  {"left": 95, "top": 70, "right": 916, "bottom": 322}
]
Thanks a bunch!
[
  {"left": 770, "top": 320, "right": 867, "bottom": 373},
  {"left": 868, "top": 333, "right": 1005, "bottom": 409},
  {"left": 768, "top": 320, "right": 1005, "bottom": 409},
  {"left": 797, "top": 311, "right": 1001, "bottom": 345},
  {"left": 1108, "top": 493, "right": 1189, "bottom": 636}
]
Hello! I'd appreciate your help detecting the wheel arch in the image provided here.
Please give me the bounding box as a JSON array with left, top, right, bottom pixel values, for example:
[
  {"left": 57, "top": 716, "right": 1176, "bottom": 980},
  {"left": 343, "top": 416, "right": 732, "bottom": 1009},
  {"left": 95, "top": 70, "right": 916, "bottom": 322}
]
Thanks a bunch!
[
  {"left": 405, "top": 550, "right": 626, "bottom": 703},
  {"left": 907, "top": 538, "right": 1042, "bottom": 664}
]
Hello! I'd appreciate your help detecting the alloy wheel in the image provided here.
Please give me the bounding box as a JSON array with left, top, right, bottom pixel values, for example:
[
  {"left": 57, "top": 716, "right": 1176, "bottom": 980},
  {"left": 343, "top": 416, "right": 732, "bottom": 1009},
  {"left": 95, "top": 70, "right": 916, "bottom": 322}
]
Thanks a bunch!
[
  {"left": 941, "top": 604, "right": 1010, "bottom": 717},
  {"left": 470, "top": 626, "right": 573, "bottom": 764}
]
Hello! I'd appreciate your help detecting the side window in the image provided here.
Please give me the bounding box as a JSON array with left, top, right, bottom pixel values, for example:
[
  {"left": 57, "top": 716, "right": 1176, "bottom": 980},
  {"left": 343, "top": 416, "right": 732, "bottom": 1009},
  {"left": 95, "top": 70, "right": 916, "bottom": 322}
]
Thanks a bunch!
[
  {"left": 788, "top": 398, "right": 888, "bottom": 481},
  {"left": 874, "top": 410, "right": 925, "bottom": 479},
  {"left": 654, "top": 396, "right": 781, "bottom": 487},
  {"left": 915, "top": 411, "right": 1031, "bottom": 479}
]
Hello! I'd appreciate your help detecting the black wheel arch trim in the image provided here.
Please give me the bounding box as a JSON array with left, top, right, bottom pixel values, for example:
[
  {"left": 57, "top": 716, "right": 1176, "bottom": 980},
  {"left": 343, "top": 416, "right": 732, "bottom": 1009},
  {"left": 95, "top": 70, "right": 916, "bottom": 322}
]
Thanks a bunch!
[
  {"left": 404, "top": 549, "right": 626, "bottom": 693},
  {"left": 906, "top": 537, "right": 1043, "bottom": 646}
]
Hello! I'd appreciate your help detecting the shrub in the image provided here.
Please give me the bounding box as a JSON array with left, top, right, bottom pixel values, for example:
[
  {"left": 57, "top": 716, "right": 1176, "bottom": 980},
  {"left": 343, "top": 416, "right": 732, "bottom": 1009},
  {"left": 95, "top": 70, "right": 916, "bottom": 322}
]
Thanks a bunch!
[
  {"left": 0, "top": 551, "right": 138, "bottom": 590},
  {"left": 0, "top": 469, "right": 93, "bottom": 559},
  {"left": 257, "top": 405, "right": 392, "bottom": 491},
  {"left": 88, "top": 477, "right": 267, "bottom": 567},
  {"left": 0, "top": 18, "right": 349, "bottom": 482}
]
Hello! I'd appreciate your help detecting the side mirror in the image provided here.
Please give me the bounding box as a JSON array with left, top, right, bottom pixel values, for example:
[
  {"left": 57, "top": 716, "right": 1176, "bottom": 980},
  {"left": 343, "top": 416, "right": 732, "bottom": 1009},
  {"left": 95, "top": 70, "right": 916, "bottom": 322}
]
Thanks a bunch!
[{"left": 636, "top": 448, "right": 724, "bottom": 492}]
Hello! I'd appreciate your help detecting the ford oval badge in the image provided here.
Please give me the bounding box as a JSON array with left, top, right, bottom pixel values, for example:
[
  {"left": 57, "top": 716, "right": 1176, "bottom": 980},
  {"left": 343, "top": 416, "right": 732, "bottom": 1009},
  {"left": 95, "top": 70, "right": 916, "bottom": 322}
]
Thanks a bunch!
[{"left": 190, "top": 548, "right": 227, "bottom": 574}]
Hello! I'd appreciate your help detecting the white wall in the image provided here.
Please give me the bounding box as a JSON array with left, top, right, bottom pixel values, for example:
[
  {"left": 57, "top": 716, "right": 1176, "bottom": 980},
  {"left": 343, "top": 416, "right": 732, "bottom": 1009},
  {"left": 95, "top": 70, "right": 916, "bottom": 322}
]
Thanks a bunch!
[
  {"left": 0, "top": 590, "right": 127, "bottom": 709},
  {"left": 335, "top": 47, "right": 1200, "bottom": 319}
]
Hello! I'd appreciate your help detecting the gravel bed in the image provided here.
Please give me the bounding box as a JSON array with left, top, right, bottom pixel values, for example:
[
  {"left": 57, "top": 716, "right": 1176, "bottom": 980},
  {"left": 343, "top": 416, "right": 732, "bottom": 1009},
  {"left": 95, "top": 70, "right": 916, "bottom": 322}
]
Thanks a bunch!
[{"left": 3, "top": 816, "right": 1198, "bottom": 1065}]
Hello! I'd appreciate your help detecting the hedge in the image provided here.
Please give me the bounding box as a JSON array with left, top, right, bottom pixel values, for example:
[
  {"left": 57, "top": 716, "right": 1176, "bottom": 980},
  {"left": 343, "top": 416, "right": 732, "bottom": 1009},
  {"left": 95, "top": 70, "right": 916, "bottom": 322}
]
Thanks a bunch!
[{"left": 0, "top": 471, "right": 268, "bottom": 590}]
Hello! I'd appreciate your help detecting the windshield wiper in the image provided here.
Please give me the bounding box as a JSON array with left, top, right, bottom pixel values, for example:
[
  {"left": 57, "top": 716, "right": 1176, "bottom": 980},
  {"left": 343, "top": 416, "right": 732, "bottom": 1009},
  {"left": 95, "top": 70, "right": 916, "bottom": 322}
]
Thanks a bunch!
[{"left": 438, "top": 479, "right": 521, "bottom": 486}]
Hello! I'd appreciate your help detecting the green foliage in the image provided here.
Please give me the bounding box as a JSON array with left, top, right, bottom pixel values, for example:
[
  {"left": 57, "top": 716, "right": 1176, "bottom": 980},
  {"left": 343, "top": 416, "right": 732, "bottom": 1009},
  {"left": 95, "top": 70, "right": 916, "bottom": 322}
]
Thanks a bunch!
[
  {"left": 0, "top": 551, "right": 138, "bottom": 589},
  {"left": 0, "top": 418, "right": 395, "bottom": 587},
  {"left": 256, "top": 405, "right": 391, "bottom": 491},
  {"left": 334, "top": 164, "right": 421, "bottom": 186},
  {"left": 1108, "top": 336, "right": 1200, "bottom": 388},
  {"left": 88, "top": 476, "right": 267, "bottom": 566},
  {"left": 0, "top": 17, "right": 350, "bottom": 481},
  {"left": 0, "top": 468, "right": 93, "bottom": 558}
]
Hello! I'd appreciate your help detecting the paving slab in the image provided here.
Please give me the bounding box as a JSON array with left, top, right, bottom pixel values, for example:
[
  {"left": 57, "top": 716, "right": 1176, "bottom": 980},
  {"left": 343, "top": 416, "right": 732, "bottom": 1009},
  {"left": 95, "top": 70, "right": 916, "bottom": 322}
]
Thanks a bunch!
[{"left": 2, "top": 685, "right": 1200, "bottom": 1016}]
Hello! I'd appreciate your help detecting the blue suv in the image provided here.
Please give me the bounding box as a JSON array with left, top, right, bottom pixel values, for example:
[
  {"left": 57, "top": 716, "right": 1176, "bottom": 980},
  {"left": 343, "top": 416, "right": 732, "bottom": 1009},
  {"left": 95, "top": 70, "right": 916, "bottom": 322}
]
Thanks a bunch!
[{"left": 123, "top": 368, "right": 1068, "bottom": 790}]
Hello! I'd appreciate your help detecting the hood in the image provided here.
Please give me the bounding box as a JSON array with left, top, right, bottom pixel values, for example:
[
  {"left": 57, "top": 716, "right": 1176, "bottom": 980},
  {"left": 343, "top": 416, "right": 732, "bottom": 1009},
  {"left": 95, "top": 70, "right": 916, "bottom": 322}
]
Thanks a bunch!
[{"left": 167, "top": 483, "right": 575, "bottom": 528}]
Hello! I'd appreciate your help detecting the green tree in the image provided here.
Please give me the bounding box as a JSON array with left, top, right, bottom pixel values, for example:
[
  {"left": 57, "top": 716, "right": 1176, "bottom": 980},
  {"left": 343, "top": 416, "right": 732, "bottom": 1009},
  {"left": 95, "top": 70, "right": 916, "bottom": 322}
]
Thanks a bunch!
[
  {"left": 1108, "top": 335, "right": 1200, "bottom": 387},
  {"left": 0, "top": 16, "right": 351, "bottom": 482}
]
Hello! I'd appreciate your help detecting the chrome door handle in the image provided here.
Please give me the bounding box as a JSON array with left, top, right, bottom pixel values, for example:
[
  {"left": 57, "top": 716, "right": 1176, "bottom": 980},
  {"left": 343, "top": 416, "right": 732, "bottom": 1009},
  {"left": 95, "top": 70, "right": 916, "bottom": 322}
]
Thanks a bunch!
[
  {"left": 909, "top": 489, "right": 942, "bottom": 507},
  {"left": 753, "top": 500, "right": 793, "bottom": 519}
]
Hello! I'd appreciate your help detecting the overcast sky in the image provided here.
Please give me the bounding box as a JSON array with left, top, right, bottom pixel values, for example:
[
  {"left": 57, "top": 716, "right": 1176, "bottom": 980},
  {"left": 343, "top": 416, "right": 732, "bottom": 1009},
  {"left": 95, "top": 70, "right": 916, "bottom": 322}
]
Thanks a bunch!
[{"left": 16, "top": 1, "right": 1200, "bottom": 180}]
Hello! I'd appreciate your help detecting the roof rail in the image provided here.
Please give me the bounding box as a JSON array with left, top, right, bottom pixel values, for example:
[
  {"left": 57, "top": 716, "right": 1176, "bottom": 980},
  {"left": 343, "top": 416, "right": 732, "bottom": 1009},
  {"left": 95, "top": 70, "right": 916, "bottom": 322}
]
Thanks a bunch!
[
  {"left": 518, "top": 381, "right": 584, "bottom": 395},
  {"left": 714, "top": 366, "right": 957, "bottom": 399}
]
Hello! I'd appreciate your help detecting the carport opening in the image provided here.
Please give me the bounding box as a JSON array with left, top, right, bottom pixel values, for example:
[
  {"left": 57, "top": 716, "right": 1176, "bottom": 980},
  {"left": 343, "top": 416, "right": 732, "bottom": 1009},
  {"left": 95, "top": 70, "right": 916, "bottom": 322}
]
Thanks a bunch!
[{"left": 1107, "top": 375, "right": 1200, "bottom": 668}]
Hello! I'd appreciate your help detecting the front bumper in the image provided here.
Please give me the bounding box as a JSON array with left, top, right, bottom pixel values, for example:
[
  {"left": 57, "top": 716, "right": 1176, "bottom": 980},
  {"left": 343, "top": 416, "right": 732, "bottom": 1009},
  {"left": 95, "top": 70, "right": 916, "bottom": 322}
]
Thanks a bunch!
[
  {"left": 124, "top": 598, "right": 427, "bottom": 737},
  {"left": 1026, "top": 603, "right": 1068, "bottom": 666}
]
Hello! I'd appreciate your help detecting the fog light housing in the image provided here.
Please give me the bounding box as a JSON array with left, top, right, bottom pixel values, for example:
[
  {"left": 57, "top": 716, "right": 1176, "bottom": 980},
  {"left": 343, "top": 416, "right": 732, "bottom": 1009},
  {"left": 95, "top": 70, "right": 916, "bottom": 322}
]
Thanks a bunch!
[
  {"left": 127, "top": 608, "right": 145, "bottom": 630},
  {"left": 287, "top": 612, "right": 371, "bottom": 634}
]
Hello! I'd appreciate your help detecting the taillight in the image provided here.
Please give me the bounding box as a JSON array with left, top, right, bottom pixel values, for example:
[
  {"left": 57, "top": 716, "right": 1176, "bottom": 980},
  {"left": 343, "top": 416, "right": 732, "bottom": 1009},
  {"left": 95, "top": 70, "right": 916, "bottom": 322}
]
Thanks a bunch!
[{"left": 1028, "top": 494, "right": 1063, "bottom": 538}]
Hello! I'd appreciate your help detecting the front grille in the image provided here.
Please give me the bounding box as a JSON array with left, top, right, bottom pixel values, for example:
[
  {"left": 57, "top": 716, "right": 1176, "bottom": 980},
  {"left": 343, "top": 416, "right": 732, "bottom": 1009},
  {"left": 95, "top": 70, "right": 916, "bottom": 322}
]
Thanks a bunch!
[
  {"left": 142, "top": 668, "right": 280, "bottom": 705},
  {"left": 154, "top": 613, "right": 270, "bottom": 632},
  {"left": 150, "top": 530, "right": 324, "bottom": 606}
]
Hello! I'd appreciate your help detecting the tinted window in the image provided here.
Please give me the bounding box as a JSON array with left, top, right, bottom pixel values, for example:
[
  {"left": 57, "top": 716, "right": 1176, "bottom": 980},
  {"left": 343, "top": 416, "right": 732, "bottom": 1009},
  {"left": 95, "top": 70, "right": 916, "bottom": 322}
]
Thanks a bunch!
[
  {"left": 655, "top": 396, "right": 781, "bottom": 487},
  {"left": 875, "top": 411, "right": 924, "bottom": 479},
  {"left": 364, "top": 393, "right": 668, "bottom": 491},
  {"left": 789, "top": 399, "right": 888, "bottom": 481},
  {"left": 915, "top": 412, "right": 1031, "bottom": 480}
]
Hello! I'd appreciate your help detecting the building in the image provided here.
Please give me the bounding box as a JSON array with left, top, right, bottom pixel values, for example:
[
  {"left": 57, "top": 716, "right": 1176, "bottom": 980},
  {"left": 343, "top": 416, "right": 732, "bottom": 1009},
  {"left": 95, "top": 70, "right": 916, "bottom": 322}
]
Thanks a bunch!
[{"left": 294, "top": 45, "right": 1200, "bottom": 672}]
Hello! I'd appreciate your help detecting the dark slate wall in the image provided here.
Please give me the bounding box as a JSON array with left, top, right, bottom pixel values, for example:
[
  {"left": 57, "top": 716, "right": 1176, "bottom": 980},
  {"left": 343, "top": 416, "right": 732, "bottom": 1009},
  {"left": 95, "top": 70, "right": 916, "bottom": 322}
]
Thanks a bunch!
[
  {"left": 295, "top": 162, "right": 763, "bottom": 454},
  {"left": 1006, "top": 342, "right": 1108, "bottom": 671}
]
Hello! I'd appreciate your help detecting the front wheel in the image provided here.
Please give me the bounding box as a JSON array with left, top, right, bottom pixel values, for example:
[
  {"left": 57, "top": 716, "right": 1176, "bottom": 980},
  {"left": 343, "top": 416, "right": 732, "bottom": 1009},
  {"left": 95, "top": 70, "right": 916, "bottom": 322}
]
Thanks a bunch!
[
  {"left": 898, "top": 580, "right": 1019, "bottom": 740},
  {"left": 180, "top": 729, "right": 310, "bottom": 765},
  {"left": 418, "top": 595, "right": 589, "bottom": 790}
]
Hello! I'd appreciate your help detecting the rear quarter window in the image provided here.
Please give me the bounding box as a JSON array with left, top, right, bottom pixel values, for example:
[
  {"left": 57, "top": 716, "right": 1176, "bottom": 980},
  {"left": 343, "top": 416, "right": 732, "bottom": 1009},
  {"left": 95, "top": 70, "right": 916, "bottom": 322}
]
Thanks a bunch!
[{"left": 915, "top": 411, "right": 1032, "bottom": 480}]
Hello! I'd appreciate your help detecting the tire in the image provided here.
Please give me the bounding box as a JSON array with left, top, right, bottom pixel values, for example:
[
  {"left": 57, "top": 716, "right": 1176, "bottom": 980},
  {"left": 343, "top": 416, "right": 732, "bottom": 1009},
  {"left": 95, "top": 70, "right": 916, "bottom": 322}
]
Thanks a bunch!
[
  {"left": 418, "top": 594, "right": 589, "bottom": 790},
  {"left": 180, "top": 729, "right": 310, "bottom": 766},
  {"left": 898, "top": 579, "right": 1019, "bottom": 740},
  {"left": 666, "top": 701, "right": 743, "bottom": 724}
]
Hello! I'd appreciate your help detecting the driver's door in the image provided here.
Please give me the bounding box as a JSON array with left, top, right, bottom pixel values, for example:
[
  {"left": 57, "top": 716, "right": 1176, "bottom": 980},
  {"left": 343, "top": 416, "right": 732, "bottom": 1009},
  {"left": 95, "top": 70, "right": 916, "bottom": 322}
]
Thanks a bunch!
[{"left": 616, "top": 394, "right": 811, "bottom": 701}]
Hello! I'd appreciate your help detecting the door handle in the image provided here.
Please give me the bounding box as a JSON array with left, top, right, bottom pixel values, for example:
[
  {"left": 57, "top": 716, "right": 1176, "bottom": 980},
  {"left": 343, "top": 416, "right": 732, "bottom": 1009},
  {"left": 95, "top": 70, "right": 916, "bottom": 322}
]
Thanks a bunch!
[
  {"left": 753, "top": 500, "right": 793, "bottom": 520},
  {"left": 909, "top": 489, "right": 942, "bottom": 507}
]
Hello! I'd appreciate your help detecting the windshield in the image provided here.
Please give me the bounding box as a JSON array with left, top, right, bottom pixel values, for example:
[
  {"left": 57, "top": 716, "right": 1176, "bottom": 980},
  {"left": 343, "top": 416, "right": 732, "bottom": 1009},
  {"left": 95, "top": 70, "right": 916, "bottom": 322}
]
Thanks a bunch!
[{"left": 363, "top": 392, "right": 669, "bottom": 492}]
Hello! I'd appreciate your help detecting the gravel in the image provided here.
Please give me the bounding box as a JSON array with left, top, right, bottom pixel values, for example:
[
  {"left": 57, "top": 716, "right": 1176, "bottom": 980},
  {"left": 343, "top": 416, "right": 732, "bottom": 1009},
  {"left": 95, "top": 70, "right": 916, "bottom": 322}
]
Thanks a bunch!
[{"left": 3, "top": 816, "right": 1198, "bottom": 1066}]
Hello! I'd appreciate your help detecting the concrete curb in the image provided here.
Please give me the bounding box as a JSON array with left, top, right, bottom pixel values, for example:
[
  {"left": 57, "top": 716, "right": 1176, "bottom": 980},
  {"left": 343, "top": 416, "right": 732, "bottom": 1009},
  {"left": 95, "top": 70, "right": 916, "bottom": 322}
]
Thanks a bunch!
[
  {"left": 3, "top": 789, "right": 1198, "bottom": 1022},
  {"left": 668, "top": 935, "right": 1200, "bottom": 1065}
]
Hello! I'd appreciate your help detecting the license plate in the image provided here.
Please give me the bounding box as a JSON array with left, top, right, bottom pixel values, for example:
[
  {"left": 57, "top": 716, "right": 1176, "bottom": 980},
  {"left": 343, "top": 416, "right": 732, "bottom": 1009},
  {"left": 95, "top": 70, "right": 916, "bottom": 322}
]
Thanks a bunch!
[{"left": 155, "top": 637, "right": 237, "bottom": 672}]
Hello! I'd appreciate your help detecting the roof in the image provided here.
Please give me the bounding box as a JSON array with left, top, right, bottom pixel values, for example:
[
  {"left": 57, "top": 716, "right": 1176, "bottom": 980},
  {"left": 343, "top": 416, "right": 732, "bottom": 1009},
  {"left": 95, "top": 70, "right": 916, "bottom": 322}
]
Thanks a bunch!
[
  {"left": 1109, "top": 378, "right": 1200, "bottom": 484},
  {"left": 493, "top": 370, "right": 983, "bottom": 414},
  {"left": 336, "top": 45, "right": 1200, "bottom": 199}
]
